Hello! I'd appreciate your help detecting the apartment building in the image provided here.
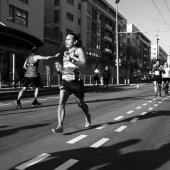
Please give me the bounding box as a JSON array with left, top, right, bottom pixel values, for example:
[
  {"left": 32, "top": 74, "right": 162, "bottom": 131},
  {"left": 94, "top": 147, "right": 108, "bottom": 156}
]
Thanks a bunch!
[
  {"left": 0, "top": 0, "right": 44, "bottom": 83},
  {"left": 44, "top": 0, "right": 127, "bottom": 77},
  {"left": 127, "top": 23, "right": 151, "bottom": 80}
]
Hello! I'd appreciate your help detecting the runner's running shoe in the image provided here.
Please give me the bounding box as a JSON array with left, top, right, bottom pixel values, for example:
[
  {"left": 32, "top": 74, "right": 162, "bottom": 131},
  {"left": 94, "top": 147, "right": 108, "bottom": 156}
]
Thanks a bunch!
[
  {"left": 14, "top": 100, "right": 22, "bottom": 109},
  {"left": 32, "top": 100, "right": 41, "bottom": 106}
]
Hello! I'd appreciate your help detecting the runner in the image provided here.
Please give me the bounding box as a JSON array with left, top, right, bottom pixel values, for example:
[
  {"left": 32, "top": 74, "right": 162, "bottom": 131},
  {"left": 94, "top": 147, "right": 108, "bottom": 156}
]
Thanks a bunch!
[
  {"left": 162, "top": 62, "right": 170, "bottom": 95},
  {"left": 93, "top": 66, "right": 100, "bottom": 87},
  {"left": 14, "top": 47, "right": 60, "bottom": 108},
  {"left": 151, "top": 59, "right": 165, "bottom": 97},
  {"left": 52, "top": 33, "right": 91, "bottom": 133}
]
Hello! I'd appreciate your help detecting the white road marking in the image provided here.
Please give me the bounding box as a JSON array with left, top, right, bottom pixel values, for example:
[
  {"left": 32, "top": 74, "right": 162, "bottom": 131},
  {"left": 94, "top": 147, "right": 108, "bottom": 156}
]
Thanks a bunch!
[
  {"left": 95, "top": 126, "right": 106, "bottom": 130},
  {"left": 135, "top": 106, "right": 141, "bottom": 109},
  {"left": 46, "top": 97, "right": 54, "bottom": 98},
  {"left": 0, "top": 103, "right": 10, "bottom": 106},
  {"left": 148, "top": 101, "right": 153, "bottom": 103},
  {"left": 130, "top": 118, "right": 139, "bottom": 122},
  {"left": 15, "top": 153, "right": 50, "bottom": 170},
  {"left": 22, "top": 101, "right": 31, "bottom": 103},
  {"left": 54, "top": 159, "right": 79, "bottom": 170},
  {"left": 148, "top": 107, "right": 153, "bottom": 110},
  {"left": 54, "top": 97, "right": 60, "bottom": 98},
  {"left": 140, "top": 112, "right": 147, "bottom": 115},
  {"left": 39, "top": 99, "right": 47, "bottom": 101},
  {"left": 67, "top": 135, "right": 87, "bottom": 144},
  {"left": 127, "top": 111, "right": 134, "bottom": 114},
  {"left": 158, "top": 101, "right": 162, "bottom": 103},
  {"left": 153, "top": 104, "right": 158, "bottom": 107},
  {"left": 114, "top": 116, "right": 124, "bottom": 120},
  {"left": 153, "top": 99, "right": 156, "bottom": 100},
  {"left": 115, "top": 125, "right": 127, "bottom": 132},
  {"left": 143, "top": 103, "right": 147, "bottom": 105},
  {"left": 90, "top": 138, "right": 109, "bottom": 148}
]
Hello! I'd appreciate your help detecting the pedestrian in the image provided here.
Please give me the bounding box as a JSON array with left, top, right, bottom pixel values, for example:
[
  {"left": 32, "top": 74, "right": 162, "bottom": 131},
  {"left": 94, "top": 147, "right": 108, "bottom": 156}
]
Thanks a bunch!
[
  {"left": 93, "top": 66, "right": 100, "bottom": 87},
  {"left": 162, "top": 62, "right": 170, "bottom": 95},
  {"left": 52, "top": 33, "right": 91, "bottom": 133},
  {"left": 150, "top": 59, "right": 165, "bottom": 96},
  {"left": 103, "top": 66, "right": 111, "bottom": 87},
  {"left": 14, "top": 47, "right": 60, "bottom": 108}
]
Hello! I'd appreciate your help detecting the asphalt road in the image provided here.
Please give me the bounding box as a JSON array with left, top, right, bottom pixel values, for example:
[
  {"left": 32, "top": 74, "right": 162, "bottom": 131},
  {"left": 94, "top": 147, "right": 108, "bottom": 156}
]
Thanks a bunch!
[{"left": 0, "top": 85, "right": 170, "bottom": 170}]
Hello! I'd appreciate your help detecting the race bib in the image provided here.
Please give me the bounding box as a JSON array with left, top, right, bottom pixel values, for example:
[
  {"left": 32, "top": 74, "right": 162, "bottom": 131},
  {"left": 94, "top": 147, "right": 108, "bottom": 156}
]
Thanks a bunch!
[
  {"left": 62, "top": 74, "right": 75, "bottom": 81},
  {"left": 155, "top": 71, "right": 160, "bottom": 76}
]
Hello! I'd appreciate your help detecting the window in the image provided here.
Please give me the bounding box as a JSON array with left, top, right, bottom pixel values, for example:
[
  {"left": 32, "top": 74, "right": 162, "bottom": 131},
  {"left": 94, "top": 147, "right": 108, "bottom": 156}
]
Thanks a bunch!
[
  {"left": 67, "top": 0, "right": 74, "bottom": 6},
  {"left": 78, "top": 18, "right": 81, "bottom": 25},
  {"left": 54, "top": 10, "right": 59, "bottom": 23},
  {"left": 54, "top": 0, "right": 59, "bottom": 6},
  {"left": 97, "top": 25, "right": 101, "bottom": 37},
  {"left": 87, "top": 19, "right": 92, "bottom": 32},
  {"left": 87, "top": 4, "right": 92, "bottom": 18},
  {"left": 97, "top": 12, "right": 102, "bottom": 23},
  {"left": 66, "top": 12, "right": 73, "bottom": 21},
  {"left": 19, "top": 0, "right": 28, "bottom": 3},
  {"left": 66, "top": 28, "right": 73, "bottom": 35},
  {"left": 9, "top": 5, "right": 28, "bottom": 26},
  {"left": 78, "top": 3, "right": 81, "bottom": 10}
]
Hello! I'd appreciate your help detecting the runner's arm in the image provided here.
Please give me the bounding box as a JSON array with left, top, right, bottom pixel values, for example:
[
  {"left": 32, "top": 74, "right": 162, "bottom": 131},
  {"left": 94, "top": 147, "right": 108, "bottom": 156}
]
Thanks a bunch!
[{"left": 33, "top": 53, "right": 60, "bottom": 61}]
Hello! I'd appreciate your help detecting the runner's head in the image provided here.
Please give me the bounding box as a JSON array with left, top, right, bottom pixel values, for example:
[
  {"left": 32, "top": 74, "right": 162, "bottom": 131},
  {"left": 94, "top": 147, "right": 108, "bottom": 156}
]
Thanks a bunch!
[
  {"left": 156, "top": 59, "right": 160, "bottom": 66},
  {"left": 31, "top": 46, "right": 38, "bottom": 54},
  {"left": 164, "top": 62, "right": 168, "bottom": 68},
  {"left": 65, "top": 33, "right": 82, "bottom": 49}
]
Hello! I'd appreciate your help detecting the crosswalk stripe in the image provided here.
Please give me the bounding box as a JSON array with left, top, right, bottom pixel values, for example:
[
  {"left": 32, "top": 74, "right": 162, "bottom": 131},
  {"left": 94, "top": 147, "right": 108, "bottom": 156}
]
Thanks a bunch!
[
  {"left": 115, "top": 125, "right": 127, "bottom": 132},
  {"left": 153, "top": 104, "right": 158, "bottom": 106},
  {"left": 90, "top": 138, "right": 109, "bottom": 148},
  {"left": 130, "top": 118, "right": 139, "bottom": 122},
  {"left": 67, "top": 135, "right": 87, "bottom": 144},
  {"left": 148, "top": 107, "right": 153, "bottom": 110},
  {"left": 140, "top": 112, "right": 147, "bottom": 115},
  {"left": 158, "top": 101, "right": 162, "bottom": 103},
  {"left": 127, "top": 111, "right": 134, "bottom": 114},
  {"left": 15, "top": 153, "right": 51, "bottom": 170},
  {"left": 54, "top": 159, "right": 79, "bottom": 170},
  {"left": 143, "top": 103, "right": 147, "bottom": 105},
  {"left": 135, "top": 106, "right": 141, "bottom": 109},
  {"left": 148, "top": 101, "right": 152, "bottom": 103},
  {"left": 114, "top": 116, "right": 124, "bottom": 120}
]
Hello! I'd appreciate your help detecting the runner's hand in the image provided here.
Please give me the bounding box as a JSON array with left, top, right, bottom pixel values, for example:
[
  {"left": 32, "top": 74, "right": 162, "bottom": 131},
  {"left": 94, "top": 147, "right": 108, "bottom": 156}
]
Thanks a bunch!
[{"left": 55, "top": 53, "right": 60, "bottom": 57}]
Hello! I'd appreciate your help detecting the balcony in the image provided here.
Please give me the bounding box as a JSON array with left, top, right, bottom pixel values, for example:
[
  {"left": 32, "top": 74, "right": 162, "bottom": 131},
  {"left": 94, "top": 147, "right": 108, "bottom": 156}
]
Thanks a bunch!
[
  {"left": 104, "top": 35, "right": 112, "bottom": 42},
  {"left": 105, "top": 24, "right": 112, "bottom": 30}
]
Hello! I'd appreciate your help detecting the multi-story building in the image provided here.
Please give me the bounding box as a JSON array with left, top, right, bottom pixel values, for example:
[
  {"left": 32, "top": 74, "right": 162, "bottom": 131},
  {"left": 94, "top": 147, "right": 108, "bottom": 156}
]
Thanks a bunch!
[
  {"left": 151, "top": 44, "right": 167, "bottom": 65},
  {"left": 127, "top": 23, "right": 151, "bottom": 81},
  {"left": 0, "top": 0, "right": 44, "bottom": 84},
  {"left": 43, "top": 0, "right": 127, "bottom": 80}
]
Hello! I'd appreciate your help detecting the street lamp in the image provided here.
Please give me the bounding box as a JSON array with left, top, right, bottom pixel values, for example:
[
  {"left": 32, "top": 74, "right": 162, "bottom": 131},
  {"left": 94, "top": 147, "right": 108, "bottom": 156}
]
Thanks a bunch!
[
  {"left": 115, "top": 0, "right": 120, "bottom": 84},
  {"left": 157, "top": 38, "right": 159, "bottom": 59}
]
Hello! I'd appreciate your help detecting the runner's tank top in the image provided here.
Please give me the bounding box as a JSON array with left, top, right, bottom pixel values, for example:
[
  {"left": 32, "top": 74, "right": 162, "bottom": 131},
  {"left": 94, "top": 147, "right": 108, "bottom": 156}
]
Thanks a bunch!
[
  {"left": 62, "top": 48, "right": 82, "bottom": 81},
  {"left": 24, "top": 55, "right": 39, "bottom": 77}
]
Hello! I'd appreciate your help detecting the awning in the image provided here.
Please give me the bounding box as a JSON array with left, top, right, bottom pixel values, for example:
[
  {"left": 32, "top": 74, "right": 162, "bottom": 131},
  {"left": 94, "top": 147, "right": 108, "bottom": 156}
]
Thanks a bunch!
[{"left": 0, "top": 25, "right": 44, "bottom": 49}]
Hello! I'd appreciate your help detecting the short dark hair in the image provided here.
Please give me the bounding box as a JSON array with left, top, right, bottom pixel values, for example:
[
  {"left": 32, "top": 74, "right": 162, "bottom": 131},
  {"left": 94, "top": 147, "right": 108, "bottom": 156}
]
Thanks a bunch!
[
  {"left": 156, "top": 59, "right": 160, "bottom": 62},
  {"left": 67, "top": 33, "right": 82, "bottom": 47},
  {"left": 31, "top": 46, "right": 38, "bottom": 53}
]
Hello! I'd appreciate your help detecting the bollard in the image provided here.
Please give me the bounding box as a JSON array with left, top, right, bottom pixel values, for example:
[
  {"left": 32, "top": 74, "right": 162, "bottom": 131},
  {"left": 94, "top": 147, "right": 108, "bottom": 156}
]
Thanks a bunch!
[
  {"left": 137, "top": 84, "right": 139, "bottom": 90},
  {"left": 124, "top": 79, "right": 126, "bottom": 84}
]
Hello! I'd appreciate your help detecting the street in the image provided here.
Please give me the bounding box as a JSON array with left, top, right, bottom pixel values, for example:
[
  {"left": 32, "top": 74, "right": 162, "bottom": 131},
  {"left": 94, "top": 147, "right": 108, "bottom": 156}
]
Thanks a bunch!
[{"left": 0, "top": 85, "right": 170, "bottom": 170}]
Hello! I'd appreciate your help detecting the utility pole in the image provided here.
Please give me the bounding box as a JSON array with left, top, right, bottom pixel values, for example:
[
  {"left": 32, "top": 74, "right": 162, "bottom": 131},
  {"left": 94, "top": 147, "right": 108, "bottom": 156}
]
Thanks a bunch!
[
  {"left": 156, "top": 30, "right": 159, "bottom": 59},
  {"left": 115, "top": 0, "right": 120, "bottom": 84}
]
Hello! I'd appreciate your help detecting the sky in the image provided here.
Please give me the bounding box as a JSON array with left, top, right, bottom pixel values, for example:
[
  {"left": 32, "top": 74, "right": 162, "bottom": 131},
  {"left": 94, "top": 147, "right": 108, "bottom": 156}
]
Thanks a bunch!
[{"left": 106, "top": 0, "right": 170, "bottom": 54}]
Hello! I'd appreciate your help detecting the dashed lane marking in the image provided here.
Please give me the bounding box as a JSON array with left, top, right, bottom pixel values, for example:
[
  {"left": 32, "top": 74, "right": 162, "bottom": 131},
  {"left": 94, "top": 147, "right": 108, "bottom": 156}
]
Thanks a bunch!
[
  {"left": 95, "top": 126, "right": 106, "bottom": 130},
  {"left": 67, "top": 135, "right": 87, "bottom": 144},
  {"left": 130, "top": 118, "right": 139, "bottom": 122},
  {"left": 54, "top": 159, "right": 79, "bottom": 170},
  {"left": 114, "top": 116, "right": 124, "bottom": 121},
  {"left": 127, "top": 111, "right": 134, "bottom": 114},
  {"left": 143, "top": 103, "right": 147, "bottom": 106},
  {"left": 90, "top": 138, "right": 109, "bottom": 148},
  {"left": 135, "top": 106, "right": 141, "bottom": 109},
  {"left": 148, "top": 107, "right": 153, "bottom": 110},
  {"left": 15, "top": 153, "right": 51, "bottom": 170},
  {"left": 153, "top": 104, "right": 158, "bottom": 107},
  {"left": 148, "top": 101, "right": 153, "bottom": 103},
  {"left": 115, "top": 125, "right": 127, "bottom": 132},
  {"left": 158, "top": 101, "right": 162, "bottom": 103},
  {"left": 140, "top": 112, "right": 147, "bottom": 115}
]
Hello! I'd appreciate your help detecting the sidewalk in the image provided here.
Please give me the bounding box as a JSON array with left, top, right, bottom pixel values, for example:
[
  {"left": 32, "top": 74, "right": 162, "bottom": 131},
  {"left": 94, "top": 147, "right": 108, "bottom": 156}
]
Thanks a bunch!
[{"left": 0, "top": 83, "right": 151, "bottom": 101}]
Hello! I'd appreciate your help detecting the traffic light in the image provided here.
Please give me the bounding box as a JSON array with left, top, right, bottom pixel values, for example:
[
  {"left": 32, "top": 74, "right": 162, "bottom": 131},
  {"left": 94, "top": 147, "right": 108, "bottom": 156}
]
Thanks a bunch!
[{"left": 115, "top": 0, "right": 120, "bottom": 4}]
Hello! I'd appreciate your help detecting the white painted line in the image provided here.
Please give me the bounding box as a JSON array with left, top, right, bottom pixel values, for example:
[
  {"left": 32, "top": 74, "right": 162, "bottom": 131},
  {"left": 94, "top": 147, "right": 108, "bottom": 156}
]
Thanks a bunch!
[
  {"left": 148, "top": 107, "right": 153, "bottom": 110},
  {"left": 90, "top": 138, "right": 109, "bottom": 148},
  {"left": 158, "top": 101, "right": 162, "bottom": 103},
  {"left": 115, "top": 125, "right": 127, "bottom": 132},
  {"left": 148, "top": 101, "right": 153, "bottom": 103},
  {"left": 46, "top": 97, "right": 54, "bottom": 98},
  {"left": 22, "top": 101, "right": 31, "bottom": 103},
  {"left": 143, "top": 103, "right": 147, "bottom": 106},
  {"left": 127, "top": 111, "right": 134, "bottom": 114},
  {"left": 0, "top": 103, "right": 10, "bottom": 106},
  {"left": 153, "top": 104, "right": 158, "bottom": 107},
  {"left": 67, "top": 135, "right": 87, "bottom": 144},
  {"left": 114, "top": 116, "right": 124, "bottom": 120},
  {"left": 15, "top": 153, "right": 50, "bottom": 170},
  {"left": 140, "top": 112, "right": 147, "bottom": 115},
  {"left": 54, "top": 159, "right": 79, "bottom": 170},
  {"left": 39, "top": 99, "right": 47, "bottom": 101},
  {"left": 130, "top": 118, "right": 139, "bottom": 122},
  {"left": 135, "top": 106, "right": 141, "bottom": 109},
  {"left": 95, "top": 126, "right": 106, "bottom": 130},
  {"left": 54, "top": 97, "right": 60, "bottom": 98},
  {"left": 153, "top": 99, "right": 156, "bottom": 100}
]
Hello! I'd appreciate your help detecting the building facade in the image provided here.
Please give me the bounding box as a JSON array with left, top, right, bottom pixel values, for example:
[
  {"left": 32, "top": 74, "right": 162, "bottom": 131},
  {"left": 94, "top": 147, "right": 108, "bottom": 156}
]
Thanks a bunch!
[{"left": 0, "top": 0, "right": 44, "bottom": 85}]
